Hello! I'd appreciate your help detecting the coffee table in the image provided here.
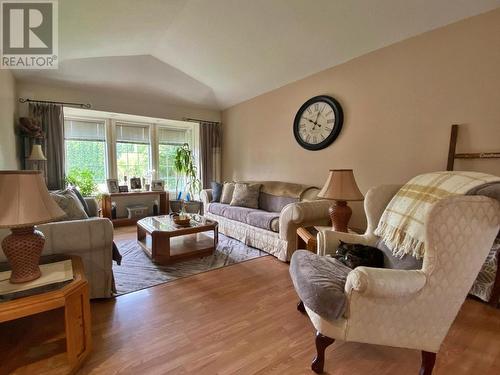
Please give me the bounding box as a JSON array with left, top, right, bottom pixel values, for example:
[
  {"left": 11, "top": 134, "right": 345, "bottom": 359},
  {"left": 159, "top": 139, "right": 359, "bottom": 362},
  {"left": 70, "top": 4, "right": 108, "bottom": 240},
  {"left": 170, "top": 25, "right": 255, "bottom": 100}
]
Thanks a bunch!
[{"left": 137, "top": 215, "right": 218, "bottom": 264}]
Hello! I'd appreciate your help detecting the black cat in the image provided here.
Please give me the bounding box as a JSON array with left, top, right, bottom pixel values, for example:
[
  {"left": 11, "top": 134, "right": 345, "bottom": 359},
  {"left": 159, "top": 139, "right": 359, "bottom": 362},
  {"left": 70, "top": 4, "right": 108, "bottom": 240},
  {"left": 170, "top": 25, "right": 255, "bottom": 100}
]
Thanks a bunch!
[{"left": 333, "top": 241, "right": 384, "bottom": 269}]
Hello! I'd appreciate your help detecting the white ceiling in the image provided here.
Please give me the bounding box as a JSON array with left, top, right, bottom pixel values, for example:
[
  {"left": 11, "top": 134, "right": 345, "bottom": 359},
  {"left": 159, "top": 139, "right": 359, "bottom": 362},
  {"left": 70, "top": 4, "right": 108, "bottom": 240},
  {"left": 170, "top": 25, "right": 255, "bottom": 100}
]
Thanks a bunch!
[{"left": 14, "top": 0, "right": 500, "bottom": 110}]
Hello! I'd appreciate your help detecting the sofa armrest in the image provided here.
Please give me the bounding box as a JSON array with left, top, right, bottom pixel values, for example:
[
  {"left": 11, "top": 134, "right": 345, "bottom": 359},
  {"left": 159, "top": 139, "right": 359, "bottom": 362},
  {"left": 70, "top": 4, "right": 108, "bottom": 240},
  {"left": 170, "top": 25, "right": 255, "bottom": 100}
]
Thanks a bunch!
[
  {"left": 317, "top": 230, "right": 375, "bottom": 256},
  {"left": 345, "top": 267, "right": 426, "bottom": 298},
  {"left": 84, "top": 197, "right": 99, "bottom": 217},
  {"left": 279, "top": 200, "right": 332, "bottom": 256},
  {"left": 280, "top": 199, "right": 331, "bottom": 226},
  {"left": 201, "top": 189, "right": 213, "bottom": 206},
  {"left": 36, "top": 217, "right": 114, "bottom": 299}
]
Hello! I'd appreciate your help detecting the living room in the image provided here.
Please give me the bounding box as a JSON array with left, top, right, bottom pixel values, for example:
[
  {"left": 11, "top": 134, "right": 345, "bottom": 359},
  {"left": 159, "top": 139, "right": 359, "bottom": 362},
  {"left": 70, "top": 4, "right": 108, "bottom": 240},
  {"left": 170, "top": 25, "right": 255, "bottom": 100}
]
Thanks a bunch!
[{"left": 1, "top": 1, "right": 500, "bottom": 374}]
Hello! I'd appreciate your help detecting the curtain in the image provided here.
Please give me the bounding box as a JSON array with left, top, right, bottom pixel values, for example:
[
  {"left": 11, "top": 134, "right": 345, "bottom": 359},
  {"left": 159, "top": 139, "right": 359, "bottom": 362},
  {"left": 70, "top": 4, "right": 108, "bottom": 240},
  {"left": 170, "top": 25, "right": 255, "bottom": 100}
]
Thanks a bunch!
[
  {"left": 29, "top": 103, "right": 65, "bottom": 190},
  {"left": 199, "top": 121, "right": 222, "bottom": 188}
]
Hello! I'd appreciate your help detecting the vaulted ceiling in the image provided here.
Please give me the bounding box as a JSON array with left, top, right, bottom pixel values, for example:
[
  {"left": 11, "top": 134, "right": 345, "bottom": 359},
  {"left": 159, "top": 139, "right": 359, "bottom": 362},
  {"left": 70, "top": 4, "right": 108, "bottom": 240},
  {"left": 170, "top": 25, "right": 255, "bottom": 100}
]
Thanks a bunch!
[{"left": 14, "top": 0, "right": 500, "bottom": 110}]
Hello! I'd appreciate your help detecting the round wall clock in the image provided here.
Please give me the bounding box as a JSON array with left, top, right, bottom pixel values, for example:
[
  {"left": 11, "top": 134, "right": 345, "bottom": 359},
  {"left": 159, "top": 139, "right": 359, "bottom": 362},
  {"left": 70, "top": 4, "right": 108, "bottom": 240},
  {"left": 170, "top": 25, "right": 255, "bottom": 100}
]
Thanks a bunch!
[{"left": 293, "top": 95, "right": 343, "bottom": 151}]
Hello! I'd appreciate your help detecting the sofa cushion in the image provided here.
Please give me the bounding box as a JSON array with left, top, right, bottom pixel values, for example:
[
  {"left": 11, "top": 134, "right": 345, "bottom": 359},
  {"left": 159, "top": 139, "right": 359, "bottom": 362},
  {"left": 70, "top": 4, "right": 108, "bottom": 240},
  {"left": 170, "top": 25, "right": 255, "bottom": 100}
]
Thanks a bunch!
[
  {"left": 50, "top": 189, "right": 89, "bottom": 221},
  {"left": 259, "top": 192, "right": 298, "bottom": 212},
  {"left": 220, "top": 182, "right": 235, "bottom": 204},
  {"left": 230, "top": 183, "right": 262, "bottom": 208},
  {"left": 246, "top": 210, "right": 280, "bottom": 232},
  {"left": 70, "top": 187, "right": 91, "bottom": 216},
  {"left": 208, "top": 203, "right": 279, "bottom": 232},
  {"left": 211, "top": 181, "right": 223, "bottom": 202},
  {"left": 290, "top": 250, "right": 352, "bottom": 321},
  {"left": 207, "top": 202, "right": 227, "bottom": 216}
]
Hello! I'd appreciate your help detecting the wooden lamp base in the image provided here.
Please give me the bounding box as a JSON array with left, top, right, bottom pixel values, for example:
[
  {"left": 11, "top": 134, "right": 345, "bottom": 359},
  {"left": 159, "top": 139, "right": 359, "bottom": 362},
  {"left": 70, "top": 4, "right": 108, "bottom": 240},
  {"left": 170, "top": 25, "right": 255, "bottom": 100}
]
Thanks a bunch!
[
  {"left": 1, "top": 226, "right": 45, "bottom": 283},
  {"left": 329, "top": 200, "right": 351, "bottom": 233}
]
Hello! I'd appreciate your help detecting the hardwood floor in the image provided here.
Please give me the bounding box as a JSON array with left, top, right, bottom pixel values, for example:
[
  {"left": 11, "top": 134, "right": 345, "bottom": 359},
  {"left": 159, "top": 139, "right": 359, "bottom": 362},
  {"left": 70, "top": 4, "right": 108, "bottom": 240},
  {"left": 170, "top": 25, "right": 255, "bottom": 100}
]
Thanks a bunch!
[{"left": 1, "top": 234, "right": 499, "bottom": 374}]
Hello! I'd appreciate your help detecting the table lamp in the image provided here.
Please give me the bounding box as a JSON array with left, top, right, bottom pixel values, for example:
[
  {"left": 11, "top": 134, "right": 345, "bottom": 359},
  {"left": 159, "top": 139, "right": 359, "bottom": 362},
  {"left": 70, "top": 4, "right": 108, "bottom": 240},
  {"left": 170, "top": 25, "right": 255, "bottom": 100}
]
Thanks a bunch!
[
  {"left": 317, "top": 169, "right": 364, "bottom": 232},
  {"left": 0, "top": 170, "right": 64, "bottom": 283},
  {"left": 28, "top": 143, "right": 47, "bottom": 171}
]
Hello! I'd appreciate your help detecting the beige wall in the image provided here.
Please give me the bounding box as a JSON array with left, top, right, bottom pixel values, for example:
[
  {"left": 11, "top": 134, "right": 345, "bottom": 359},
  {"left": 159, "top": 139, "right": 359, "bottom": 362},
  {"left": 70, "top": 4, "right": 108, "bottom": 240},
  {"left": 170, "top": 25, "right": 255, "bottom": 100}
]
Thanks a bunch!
[
  {"left": 0, "top": 70, "right": 19, "bottom": 170},
  {"left": 16, "top": 81, "right": 221, "bottom": 122},
  {"left": 222, "top": 9, "right": 500, "bottom": 229}
]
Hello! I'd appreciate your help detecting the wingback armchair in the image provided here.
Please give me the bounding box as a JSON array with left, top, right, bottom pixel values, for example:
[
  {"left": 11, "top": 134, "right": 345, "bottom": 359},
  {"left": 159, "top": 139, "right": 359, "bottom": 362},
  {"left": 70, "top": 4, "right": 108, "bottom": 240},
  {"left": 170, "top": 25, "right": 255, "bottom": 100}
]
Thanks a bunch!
[{"left": 301, "top": 185, "right": 500, "bottom": 374}]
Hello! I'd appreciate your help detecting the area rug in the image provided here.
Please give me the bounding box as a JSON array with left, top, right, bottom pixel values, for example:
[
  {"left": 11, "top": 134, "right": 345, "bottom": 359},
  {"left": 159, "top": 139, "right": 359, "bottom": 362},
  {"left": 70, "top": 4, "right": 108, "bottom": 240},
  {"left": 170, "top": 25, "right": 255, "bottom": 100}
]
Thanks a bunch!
[{"left": 113, "top": 234, "right": 268, "bottom": 296}]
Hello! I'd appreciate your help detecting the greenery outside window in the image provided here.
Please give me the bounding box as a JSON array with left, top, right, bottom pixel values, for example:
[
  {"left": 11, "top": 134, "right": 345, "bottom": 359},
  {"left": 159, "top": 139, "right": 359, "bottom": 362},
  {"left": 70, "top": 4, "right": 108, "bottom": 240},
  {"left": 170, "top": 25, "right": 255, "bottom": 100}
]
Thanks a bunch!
[
  {"left": 64, "top": 119, "right": 107, "bottom": 184},
  {"left": 116, "top": 123, "right": 151, "bottom": 181},
  {"left": 158, "top": 127, "right": 191, "bottom": 192}
]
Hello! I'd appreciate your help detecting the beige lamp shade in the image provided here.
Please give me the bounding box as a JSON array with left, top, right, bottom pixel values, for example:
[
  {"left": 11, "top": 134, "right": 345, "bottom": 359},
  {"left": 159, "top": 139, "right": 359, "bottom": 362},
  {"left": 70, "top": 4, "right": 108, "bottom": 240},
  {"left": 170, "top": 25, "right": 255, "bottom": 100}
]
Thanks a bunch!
[
  {"left": 28, "top": 144, "right": 47, "bottom": 161},
  {"left": 317, "top": 169, "right": 364, "bottom": 201},
  {"left": 0, "top": 170, "right": 65, "bottom": 228}
]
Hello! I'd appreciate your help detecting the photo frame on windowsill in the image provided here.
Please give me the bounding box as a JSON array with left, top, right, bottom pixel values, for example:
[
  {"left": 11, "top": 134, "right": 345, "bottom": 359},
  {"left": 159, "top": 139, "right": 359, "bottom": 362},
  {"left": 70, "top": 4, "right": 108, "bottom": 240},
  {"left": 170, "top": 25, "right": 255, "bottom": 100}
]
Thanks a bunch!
[
  {"left": 107, "top": 179, "right": 119, "bottom": 193},
  {"left": 151, "top": 180, "right": 165, "bottom": 191},
  {"left": 130, "top": 177, "right": 142, "bottom": 190}
]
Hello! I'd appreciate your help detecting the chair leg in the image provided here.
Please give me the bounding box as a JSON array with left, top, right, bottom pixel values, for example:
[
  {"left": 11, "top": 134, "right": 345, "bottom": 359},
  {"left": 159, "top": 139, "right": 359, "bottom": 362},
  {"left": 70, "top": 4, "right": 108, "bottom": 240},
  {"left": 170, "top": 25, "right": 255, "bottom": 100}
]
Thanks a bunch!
[
  {"left": 419, "top": 351, "right": 436, "bottom": 375},
  {"left": 311, "top": 332, "right": 335, "bottom": 374},
  {"left": 297, "top": 300, "right": 306, "bottom": 314}
]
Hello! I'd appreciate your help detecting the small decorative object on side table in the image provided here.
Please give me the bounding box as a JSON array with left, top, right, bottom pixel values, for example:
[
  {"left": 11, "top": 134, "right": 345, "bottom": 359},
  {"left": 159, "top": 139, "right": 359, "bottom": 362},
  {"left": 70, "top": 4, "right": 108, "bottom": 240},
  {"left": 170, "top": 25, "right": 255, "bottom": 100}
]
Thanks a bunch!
[
  {"left": 0, "top": 170, "right": 65, "bottom": 283},
  {"left": 317, "top": 169, "right": 364, "bottom": 232},
  {"left": 0, "top": 255, "right": 92, "bottom": 372}
]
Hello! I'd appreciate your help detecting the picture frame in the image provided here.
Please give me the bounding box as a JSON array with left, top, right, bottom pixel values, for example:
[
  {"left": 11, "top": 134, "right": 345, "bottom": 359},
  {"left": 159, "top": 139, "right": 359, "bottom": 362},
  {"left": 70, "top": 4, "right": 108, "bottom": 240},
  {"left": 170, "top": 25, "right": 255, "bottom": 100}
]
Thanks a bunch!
[
  {"left": 130, "top": 177, "right": 142, "bottom": 190},
  {"left": 118, "top": 185, "right": 129, "bottom": 193},
  {"left": 107, "top": 179, "right": 119, "bottom": 193},
  {"left": 151, "top": 179, "right": 165, "bottom": 191}
]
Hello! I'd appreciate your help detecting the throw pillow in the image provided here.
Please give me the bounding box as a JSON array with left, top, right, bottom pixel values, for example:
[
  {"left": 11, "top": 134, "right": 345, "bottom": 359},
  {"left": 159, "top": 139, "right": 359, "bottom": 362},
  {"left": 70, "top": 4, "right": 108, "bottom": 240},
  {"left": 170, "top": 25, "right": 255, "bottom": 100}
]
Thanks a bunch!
[
  {"left": 230, "top": 183, "right": 262, "bottom": 208},
  {"left": 50, "top": 189, "right": 89, "bottom": 221},
  {"left": 70, "top": 187, "right": 91, "bottom": 216},
  {"left": 220, "top": 182, "right": 235, "bottom": 204},
  {"left": 211, "top": 181, "right": 223, "bottom": 202}
]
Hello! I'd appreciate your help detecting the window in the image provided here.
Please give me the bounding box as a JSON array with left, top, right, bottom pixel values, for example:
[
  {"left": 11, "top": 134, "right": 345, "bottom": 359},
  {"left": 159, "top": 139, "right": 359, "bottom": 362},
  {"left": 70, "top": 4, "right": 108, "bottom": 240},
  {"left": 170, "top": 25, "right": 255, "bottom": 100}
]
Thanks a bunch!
[
  {"left": 115, "top": 123, "right": 151, "bottom": 181},
  {"left": 64, "top": 119, "right": 107, "bottom": 183},
  {"left": 158, "top": 127, "right": 191, "bottom": 192}
]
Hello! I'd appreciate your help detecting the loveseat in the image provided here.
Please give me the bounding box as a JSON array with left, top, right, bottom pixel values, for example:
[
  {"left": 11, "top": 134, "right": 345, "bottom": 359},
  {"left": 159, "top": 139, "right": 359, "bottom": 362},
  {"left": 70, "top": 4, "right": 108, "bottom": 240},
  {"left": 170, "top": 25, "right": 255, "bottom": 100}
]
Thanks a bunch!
[
  {"left": 0, "top": 198, "right": 114, "bottom": 299},
  {"left": 201, "top": 181, "right": 332, "bottom": 261}
]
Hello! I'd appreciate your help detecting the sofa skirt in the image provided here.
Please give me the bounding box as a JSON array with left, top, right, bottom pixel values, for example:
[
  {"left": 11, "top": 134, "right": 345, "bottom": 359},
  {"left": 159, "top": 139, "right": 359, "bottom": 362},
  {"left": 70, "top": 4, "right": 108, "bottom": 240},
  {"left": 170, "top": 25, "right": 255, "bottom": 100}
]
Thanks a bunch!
[{"left": 205, "top": 212, "right": 288, "bottom": 261}]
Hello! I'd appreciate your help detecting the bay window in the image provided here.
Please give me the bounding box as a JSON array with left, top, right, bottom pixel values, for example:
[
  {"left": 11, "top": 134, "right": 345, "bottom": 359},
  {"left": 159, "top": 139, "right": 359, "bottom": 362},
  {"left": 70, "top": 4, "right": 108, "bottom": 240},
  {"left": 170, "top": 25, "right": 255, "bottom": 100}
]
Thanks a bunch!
[{"left": 63, "top": 108, "right": 199, "bottom": 196}]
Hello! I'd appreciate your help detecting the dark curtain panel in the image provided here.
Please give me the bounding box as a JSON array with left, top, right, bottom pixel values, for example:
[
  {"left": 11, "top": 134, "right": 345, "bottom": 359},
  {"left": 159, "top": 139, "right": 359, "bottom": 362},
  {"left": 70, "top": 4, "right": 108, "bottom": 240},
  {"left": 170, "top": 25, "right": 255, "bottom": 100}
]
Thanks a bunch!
[
  {"left": 199, "top": 122, "right": 222, "bottom": 188},
  {"left": 29, "top": 103, "right": 65, "bottom": 190}
]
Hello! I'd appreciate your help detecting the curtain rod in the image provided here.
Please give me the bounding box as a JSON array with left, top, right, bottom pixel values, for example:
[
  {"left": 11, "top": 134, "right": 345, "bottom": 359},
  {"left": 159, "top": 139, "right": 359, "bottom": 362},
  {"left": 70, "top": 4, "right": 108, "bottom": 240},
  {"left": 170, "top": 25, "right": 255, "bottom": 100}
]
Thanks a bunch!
[
  {"left": 19, "top": 98, "right": 92, "bottom": 109},
  {"left": 182, "top": 117, "right": 220, "bottom": 125}
]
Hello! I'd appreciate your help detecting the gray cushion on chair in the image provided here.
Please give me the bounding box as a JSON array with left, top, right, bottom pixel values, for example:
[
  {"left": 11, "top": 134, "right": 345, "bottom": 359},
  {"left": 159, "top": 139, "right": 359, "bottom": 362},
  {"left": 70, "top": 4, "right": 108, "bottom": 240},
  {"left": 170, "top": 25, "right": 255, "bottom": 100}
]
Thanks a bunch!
[
  {"left": 290, "top": 250, "right": 352, "bottom": 321},
  {"left": 377, "top": 240, "right": 423, "bottom": 270}
]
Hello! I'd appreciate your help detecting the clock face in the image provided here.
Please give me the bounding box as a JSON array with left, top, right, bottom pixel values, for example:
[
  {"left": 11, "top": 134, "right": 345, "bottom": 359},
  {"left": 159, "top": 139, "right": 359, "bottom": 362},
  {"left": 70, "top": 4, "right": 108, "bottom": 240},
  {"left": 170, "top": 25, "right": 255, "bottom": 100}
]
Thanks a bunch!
[{"left": 293, "top": 95, "right": 343, "bottom": 150}]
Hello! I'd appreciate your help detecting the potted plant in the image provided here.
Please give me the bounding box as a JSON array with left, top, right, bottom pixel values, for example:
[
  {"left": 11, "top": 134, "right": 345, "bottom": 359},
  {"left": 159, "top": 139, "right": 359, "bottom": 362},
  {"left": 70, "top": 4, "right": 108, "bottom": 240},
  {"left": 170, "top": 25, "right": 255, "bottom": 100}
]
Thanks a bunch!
[
  {"left": 65, "top": 168, "right": 97, "bottom": 197},
  {"left": 171, "top": 143, "right": 202, "bottom": 214}
]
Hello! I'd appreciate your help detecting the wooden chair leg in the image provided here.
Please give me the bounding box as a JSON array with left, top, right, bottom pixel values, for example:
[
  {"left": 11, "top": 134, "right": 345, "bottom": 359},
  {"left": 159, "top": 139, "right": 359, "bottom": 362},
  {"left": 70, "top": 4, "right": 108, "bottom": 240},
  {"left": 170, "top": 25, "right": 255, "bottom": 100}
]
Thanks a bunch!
[
  {"left": 311, "top": 332, "right": 335, "bottom": 374},
  {"left": 419, "top": 351, "right": 436, "bottom": 375},
  {"left": 297, "top": 300, "right": 306, "bottom": 314}
]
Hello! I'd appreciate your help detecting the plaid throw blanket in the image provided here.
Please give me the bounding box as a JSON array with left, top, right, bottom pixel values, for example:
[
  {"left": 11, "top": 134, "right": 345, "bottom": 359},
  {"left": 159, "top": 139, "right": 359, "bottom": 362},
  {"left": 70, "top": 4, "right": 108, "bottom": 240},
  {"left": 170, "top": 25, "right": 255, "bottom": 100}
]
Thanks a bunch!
[{"left": 374, "top": 171, "right": 500, "bottom": 259}]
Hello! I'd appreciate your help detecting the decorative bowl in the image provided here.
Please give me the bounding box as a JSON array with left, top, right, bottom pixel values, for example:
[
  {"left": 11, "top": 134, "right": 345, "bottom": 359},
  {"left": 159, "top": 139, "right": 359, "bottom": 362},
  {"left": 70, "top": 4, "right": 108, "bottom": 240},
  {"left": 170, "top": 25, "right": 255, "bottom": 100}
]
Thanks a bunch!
[{"left": 171, "top": 214, "right": 191, "bottom": 227}]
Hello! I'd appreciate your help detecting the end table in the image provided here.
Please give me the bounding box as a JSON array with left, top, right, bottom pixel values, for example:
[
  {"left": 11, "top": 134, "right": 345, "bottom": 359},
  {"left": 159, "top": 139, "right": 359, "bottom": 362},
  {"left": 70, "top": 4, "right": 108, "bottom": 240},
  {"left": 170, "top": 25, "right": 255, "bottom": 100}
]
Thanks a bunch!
[{"left": 0, "top": 255, "right": 92, "bottom": 372}]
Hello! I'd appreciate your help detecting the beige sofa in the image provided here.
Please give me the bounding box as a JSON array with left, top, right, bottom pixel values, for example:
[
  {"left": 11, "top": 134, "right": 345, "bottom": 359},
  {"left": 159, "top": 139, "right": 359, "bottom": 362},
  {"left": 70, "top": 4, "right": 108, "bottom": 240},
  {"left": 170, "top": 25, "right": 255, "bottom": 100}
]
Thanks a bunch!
[
  {"left": 201, "top": 181, "right": 332, "bottom": 261},
  {"left": 0, "top": 198, "right": 114, "bottom": 299}
]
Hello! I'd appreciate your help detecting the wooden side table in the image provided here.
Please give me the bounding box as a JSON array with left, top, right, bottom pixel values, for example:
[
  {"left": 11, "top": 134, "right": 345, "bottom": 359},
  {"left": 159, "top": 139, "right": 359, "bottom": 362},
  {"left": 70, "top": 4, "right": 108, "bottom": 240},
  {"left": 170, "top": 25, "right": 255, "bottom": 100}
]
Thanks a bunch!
[
  {"left": 297, "top": 226, "right": 322, "bottom": 252},
  {"left": 0, "top": 255, "right": 92, "bottom": 372}
]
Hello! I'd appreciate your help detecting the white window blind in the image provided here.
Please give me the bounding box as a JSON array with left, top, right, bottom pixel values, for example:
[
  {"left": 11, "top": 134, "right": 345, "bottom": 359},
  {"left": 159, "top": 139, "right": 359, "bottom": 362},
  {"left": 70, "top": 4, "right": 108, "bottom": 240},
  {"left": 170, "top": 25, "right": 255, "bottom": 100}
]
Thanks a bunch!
[
  {"left": 116, "top": 123, "right": 150, "bottom": 144},
  {"left": 158, "top": 127, "right": 189, "bottom": 145},
  {"left": 64, "top": 119, "right": 105, "bottom": 141}
]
